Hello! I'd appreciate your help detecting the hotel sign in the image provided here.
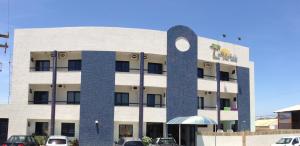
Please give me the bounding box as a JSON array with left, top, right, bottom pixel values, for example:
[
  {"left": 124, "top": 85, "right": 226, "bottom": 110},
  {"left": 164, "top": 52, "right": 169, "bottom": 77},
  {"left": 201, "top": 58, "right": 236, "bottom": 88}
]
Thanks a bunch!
[{"left": 210, "top": 43, "right": 237, "bottom": 62}]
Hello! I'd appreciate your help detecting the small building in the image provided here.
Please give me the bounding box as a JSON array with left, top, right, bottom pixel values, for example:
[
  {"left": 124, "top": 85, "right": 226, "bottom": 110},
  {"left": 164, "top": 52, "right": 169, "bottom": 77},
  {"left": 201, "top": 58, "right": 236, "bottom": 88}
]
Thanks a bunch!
[
  {"left": 255, "top": 118, "right": 278, "bottom": 131},
  {"left": 275, "top": 105, "right": 300, "bottom": 129}
]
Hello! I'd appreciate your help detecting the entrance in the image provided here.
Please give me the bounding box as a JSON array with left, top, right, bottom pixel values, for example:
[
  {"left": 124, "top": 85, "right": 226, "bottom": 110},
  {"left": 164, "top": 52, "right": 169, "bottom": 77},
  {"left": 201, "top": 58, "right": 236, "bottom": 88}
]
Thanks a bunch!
[
  {"left": 168, "top": 125, "right": 196, "bottom": 146},
  {"left": 146, "top": 122, "right": 163, "bottom": 139},
  {"left": 0, "top": 118, "right": 9, "bottom": 144}
]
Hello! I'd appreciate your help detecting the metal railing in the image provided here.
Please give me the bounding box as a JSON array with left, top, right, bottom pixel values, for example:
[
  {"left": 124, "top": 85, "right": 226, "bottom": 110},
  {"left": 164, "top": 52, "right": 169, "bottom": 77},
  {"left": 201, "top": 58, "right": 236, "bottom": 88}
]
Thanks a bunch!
[{"left": 28, "top": 101, "right": 166, "bottom": 107}]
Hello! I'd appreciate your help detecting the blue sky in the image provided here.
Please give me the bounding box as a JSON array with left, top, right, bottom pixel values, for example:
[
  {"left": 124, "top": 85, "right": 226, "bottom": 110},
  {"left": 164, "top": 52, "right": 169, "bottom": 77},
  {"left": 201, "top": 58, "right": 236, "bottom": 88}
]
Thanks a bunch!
[{"left": 0, "top": 0, "right": 300, "bottom": 116}]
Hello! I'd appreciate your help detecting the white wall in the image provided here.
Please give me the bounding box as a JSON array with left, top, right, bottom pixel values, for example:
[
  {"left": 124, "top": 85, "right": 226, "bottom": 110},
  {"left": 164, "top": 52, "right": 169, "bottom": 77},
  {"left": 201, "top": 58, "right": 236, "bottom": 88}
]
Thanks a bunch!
[
  {"left": 197, "top": 132, "right": 300, "bottom": 146},
  {"left": 197, "top": 135, "right": 243, "bottom": 146}
]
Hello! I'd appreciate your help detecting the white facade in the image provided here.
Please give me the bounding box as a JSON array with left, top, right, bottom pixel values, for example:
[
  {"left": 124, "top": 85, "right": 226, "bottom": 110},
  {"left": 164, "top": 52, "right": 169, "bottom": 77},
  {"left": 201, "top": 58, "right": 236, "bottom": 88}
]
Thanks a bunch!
[{"left": 0, "top": 27, "right": 255, "bottom": 141}]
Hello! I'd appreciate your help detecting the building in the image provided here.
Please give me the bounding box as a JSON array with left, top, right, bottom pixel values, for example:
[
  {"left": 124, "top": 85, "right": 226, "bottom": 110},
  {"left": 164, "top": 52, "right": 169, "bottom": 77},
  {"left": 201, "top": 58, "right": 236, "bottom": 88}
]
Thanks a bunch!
[
  {"left": 0, "top": 25, "right": 255, "bottom": 145},
  {"left": 275, "top": 105, "right": 300, "bottom": 129},
  {"left": 255, "top": 118, "right": 278, "bottom": 131}
]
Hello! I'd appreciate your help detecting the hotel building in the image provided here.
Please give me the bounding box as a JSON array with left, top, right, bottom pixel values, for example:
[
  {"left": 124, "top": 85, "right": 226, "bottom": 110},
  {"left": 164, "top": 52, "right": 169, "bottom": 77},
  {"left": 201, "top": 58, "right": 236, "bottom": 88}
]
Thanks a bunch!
[{"left": 0, "top": 25, "right": 255, "bottom": 145}]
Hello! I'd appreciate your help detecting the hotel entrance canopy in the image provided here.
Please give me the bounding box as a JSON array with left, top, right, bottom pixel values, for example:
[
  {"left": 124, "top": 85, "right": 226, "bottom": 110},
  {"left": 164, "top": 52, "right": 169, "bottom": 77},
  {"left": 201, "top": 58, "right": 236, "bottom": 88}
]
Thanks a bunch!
[
  {"left": 167, "top": 116, "right": 217, "bottom": 125},
  {"left": 167, "top": 116, "right": 217, "bottom": 145}
]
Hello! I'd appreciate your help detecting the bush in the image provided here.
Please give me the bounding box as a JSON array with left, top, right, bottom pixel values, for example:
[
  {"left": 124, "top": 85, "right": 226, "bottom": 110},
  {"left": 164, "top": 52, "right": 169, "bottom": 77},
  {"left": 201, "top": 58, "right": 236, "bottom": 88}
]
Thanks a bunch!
[
  {"left": 142, "top": 136, "right": 152, "bottom": 146},
  {"left": 32, "top": 135, "right": 48, "bottom": 146},
  {"left": 69, "top": 139, "right": 79, "bottom": 146}
]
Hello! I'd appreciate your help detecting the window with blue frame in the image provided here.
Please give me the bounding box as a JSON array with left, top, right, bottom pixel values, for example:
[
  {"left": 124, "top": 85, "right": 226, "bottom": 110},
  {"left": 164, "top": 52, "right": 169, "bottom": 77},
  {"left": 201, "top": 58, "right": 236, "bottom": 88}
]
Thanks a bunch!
[
  {"left": 147, "top": 94, "right": 156, "bottom": 107},
  {"left": 197, "top": 97, "right": 204, "bottom": 109},
  {"left": 61, "top": 123, "right": 75, "bottom": 137},
  {"left": 220, "top": 71, "right": 230, "bottom": 81},
  {"left": 197, "top": 68, "right": 204, "bottom": 78},
  {"left": 68, "top": 60, "right": 81, "bottom": 71},
  {"left": 148, "top": 63, "right": 163, "bottom": 74},
  {"left": 147, "top": 94, "right": 163, "bottom": 107},
  {"left": 33, "top": 91, "right": 49, "bottom": 104},
  {"left": 67, "top": 91, "right": 80, "bottom": 104},
  {"left": 115, "top": 92, "right": 129, "bottom": 106},
  {"left": 116, "top": 61, "right": 130, "bottom": 72},
  {"left": 35, "top": 60, "right": 50, "bottom": 71}
]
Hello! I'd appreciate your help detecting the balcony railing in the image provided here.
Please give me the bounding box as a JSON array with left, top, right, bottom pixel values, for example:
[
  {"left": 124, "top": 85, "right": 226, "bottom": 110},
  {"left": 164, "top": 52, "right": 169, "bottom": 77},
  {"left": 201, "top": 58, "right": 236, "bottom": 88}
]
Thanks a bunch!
[
  {"left": 28, "top": 100, "right": 80, "bottom": 105},
  {"left": 198, "top": 106, "right": 238, "bottom": 111},
  {"left": 28, "top": 101, "right": 166, "bottom": 107},
  {"left": 30, "top": 67, "right": 81, "bottom": 72},
  {"left": 115, "top": 102, "right": 166, "bottom": 108}
]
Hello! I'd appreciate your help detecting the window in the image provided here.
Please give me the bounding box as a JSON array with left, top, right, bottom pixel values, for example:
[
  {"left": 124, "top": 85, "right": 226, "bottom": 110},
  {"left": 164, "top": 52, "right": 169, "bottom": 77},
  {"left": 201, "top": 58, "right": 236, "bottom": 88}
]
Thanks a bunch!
[
  {"left": 35, "top": 122, "right": 48, "bottom": 136},
  {"left": 220, "top": 71, "right": 230, "bottom": 81},
  {"left": 220, "top": 98, "right": 231, "bottom": 110},
  {"left": 198, "top": 97, "right": 204, "bottom": 109},
  {"left": 34, "top": 91, "right": 49, "bottom": 104},
  {"left": 61, "top": 123, "right": 75, "bottom": 137},
  {"left": 68, "top": 60, "right": 81, "bottom": 71},
  {"left": 197, "top": 68, "right": 204, "bottom": 78},
  {"left": 67, "top": 91, "right": 80, "bottom": 104},
  {"left": 116, "top": 61, "right": 130, "bottom": 72},
  {"left": 148, "top": 63, "right": 163, "bottom": 74},
  {"left": 293, "top": 138, "right": 299, "bottom": 144},
  {"left": 35, "top": 60, "right": 50, "bottom": 71},
  {"left": 147, "top": 94, "right": 162, "bottom": 107},
  {"left": 119, "top": 125, "right": 133, "bottom": 138},
  {"left": 115, "top": 92, "right": 129, "bottom": 106},
  {"left": 147, "top": 94, "right": 155, "bottom": 107}
]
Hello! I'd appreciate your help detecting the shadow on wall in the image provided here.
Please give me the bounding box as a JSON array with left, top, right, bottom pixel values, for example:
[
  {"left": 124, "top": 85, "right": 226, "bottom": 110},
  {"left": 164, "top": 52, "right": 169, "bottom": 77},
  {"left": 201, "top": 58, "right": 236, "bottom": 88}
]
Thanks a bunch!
[{"left": 196, "top": 131, "right": 205, "bottom": 146}]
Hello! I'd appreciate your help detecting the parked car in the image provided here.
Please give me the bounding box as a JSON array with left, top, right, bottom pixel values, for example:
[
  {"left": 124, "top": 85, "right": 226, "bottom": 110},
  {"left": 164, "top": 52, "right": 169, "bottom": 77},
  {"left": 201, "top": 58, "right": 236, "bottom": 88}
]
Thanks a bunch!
[
  {"left": 150, "top": 137, "right": 178, "bottom": 146},
  {"left": 1, "top": 135, "right": 38, "bottom": 146},
  {"left": 272, "top": 136, "right": 300, "bottom": 146},
  {"left": 115, "top": 138, "right": 144, "bottom": 146},
  {"left": 46, "top": 136, "right": 68, "bottom": 146}
]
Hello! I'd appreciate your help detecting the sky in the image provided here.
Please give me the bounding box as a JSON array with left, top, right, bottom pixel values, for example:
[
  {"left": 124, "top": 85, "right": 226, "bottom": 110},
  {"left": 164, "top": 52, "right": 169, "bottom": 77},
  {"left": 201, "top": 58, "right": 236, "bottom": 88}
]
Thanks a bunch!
[{"left": 0, "top": 0, "right": 300, "bottom": 116}]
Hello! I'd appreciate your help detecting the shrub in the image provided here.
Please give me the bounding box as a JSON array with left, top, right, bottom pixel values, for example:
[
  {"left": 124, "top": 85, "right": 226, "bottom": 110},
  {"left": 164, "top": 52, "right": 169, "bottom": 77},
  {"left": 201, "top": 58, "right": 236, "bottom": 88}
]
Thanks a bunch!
[
  {"left": 32, "top": 135, "right": 48, "bottom": 146},
  {"left": 142, "top": 136, "right": 152, "bottom": 146},
  {"left": 69, "top": 139, "right": 79, "bottom": 146}
]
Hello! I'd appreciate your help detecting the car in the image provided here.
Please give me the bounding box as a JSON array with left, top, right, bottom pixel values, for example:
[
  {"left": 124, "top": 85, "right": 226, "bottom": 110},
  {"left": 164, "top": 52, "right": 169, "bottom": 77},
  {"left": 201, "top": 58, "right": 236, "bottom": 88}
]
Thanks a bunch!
[
  {"left": 46, "top": 136, "right": 69, "bottom": 146},
  {"left": 115, "top": 138, "right": 144, "bottom": 146},
  {"left": 149, "top": 137, "right": 178, "bottom": 146},
  {"left": 272, "top": 136, "right": 300, "bottom": 146},
  {"left": 1, "top": 135, "right": 38, "bottom": 146}
]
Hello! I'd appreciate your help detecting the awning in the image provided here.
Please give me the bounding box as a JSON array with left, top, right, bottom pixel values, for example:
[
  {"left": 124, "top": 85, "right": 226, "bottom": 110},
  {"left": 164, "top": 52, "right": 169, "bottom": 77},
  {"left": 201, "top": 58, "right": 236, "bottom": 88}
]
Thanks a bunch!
[
  {"left": 167, "top": 116, "right": 217, "bottom": 125},
  {"left": 274, "top": 104, "right": 300, "bottom": 113}
]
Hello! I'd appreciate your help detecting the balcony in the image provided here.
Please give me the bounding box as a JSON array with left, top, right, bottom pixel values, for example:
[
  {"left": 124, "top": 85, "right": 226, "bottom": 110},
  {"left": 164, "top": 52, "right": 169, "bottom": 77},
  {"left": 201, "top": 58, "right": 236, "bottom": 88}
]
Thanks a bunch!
[
  {"left": 28, "top": 84, "right": 81, "bottom": 105},
  {"left": 197, "top": 109, "right": 238, "bottom": 121},
  {"left": 114, "top": 106, "right": 166, "bottom": 122}
]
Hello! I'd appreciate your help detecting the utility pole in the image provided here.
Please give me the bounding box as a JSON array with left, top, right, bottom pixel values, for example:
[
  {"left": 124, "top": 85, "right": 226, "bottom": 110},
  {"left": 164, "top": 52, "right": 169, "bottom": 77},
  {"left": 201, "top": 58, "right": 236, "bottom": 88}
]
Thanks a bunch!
[
  {"left": 0, "top": 33, "right": 9, "bottom": 53},
  {"left": 0, "top": 33, "right": 9, "bottom": 72}
]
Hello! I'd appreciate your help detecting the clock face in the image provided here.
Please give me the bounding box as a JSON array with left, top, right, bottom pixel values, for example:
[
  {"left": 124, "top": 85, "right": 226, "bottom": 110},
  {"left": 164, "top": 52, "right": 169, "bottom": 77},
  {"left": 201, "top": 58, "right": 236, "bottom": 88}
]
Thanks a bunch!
[{"left": 175, "top": 37, "right": 190, "bottom": 52}]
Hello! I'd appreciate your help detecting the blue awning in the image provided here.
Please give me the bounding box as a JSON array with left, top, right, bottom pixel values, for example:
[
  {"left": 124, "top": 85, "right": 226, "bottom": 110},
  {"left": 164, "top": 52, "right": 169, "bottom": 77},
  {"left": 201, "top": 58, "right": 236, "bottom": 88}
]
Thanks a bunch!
[{"left": 167, "top": 116, "right": 217, "bottom": 125}]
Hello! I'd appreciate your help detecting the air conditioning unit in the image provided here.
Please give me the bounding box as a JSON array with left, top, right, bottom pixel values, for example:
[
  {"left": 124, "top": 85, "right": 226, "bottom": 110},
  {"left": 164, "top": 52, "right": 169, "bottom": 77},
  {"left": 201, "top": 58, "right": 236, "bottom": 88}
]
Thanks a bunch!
[
  {"left": 204, "top": 62, "right": 212, "bottom": 68},
  {"left": 131, "top": 54, "right": 139, "bottom": 60},
  {"left": 132, "top": 86, "right": 138, "bottom": 91},
  {"left": 58, "top": 52, "right": 67, "bottom": 59},
  {"left": 144, "top": 55, "right": 148, "bottom": 60}
]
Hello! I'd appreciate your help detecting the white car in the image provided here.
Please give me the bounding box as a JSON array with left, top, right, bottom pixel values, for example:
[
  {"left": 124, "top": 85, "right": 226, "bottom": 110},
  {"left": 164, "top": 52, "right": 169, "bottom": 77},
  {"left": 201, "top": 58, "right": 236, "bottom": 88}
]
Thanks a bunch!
[
  {"left": 272, "top": 136, "right": 300, "bottom": 146},
  {"left": 115, "top": 138, "right": 143, "bottom": 146},
  {"left": 46, "top": 136, "right": 69, "bottom": 146}
]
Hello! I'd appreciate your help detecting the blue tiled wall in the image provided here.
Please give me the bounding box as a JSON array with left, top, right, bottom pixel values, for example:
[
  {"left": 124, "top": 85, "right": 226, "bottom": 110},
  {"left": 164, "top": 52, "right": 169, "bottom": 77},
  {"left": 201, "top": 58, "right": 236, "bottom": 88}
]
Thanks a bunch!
[
  {"left": 237, "top": 66, "right": 251, "bottom": 131},
  {"left": 79, "top": 51, "right": 115, "bottom": 146},
  {"left": 166, "top": 25, "right": 198, "bottom": 121}
]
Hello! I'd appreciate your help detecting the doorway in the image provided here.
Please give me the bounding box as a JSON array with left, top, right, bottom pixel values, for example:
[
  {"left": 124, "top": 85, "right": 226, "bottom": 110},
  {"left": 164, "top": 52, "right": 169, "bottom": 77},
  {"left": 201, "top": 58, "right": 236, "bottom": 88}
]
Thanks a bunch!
[
  {"left": 168, "top": 125, "right": 196, "bottom": 146},
  {"left": 0, "top": 118, "right": 9, "bottom": 144},
  {"left": 146, "top": 122, "right": 163, "bottom": 139}
]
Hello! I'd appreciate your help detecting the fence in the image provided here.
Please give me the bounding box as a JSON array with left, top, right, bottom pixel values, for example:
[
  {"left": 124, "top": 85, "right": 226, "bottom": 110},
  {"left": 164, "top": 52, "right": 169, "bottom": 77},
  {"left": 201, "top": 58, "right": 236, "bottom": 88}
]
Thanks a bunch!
[{"left": 197, "top": 130, "right": 300, "bottom": 146}]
